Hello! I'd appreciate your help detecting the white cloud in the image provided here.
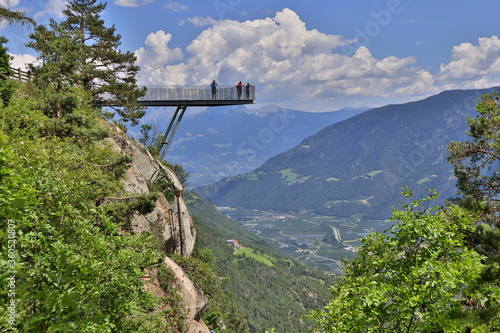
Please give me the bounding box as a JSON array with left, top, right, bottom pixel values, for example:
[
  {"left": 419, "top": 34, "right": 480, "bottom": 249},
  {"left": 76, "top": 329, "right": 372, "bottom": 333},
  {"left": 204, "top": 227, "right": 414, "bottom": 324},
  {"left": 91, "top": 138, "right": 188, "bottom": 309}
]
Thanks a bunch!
[
  {"left": 6, "top": 0, "right": 21, "bottom": 8},
  {"left": 437, "top": 36, "right": 500, "bottom": 88},
  {"left": 136, "top": 8, "right": 361, "bottom": 94},
  {"left": 34, "top": 0, "right": 67, "bottom": 19},
  {"left": 113, "top": 0, "right": 154, "bottom": 7},
  {"left": 187, "top": 16, "right": 218, "bottom": 27},
  {"left": 135, "top": 30, "right": 183, "bottom": 68},
  {"left": 164, "top": 1, "right": 188, "bottom": 12},
  {"left": 136, "top": 9, "right": 500, "bottom": 110},
  {"left": 9, "top": 53, "right": 38, "bottom": 70}
]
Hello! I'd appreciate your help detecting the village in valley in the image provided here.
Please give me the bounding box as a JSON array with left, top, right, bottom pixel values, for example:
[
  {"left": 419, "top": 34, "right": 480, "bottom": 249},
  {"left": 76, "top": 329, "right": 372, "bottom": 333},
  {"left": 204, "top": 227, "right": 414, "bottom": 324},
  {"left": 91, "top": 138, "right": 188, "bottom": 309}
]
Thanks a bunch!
[{"left": 216, "top": 206, "right": 384, "bottom": 273}]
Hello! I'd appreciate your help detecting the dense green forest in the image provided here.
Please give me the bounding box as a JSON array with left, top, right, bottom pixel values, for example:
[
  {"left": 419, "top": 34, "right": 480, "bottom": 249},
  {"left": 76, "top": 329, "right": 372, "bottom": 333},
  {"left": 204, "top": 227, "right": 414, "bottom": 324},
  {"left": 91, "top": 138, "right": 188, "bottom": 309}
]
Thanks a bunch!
[{"left": 185, "top": 191, "right": 335, "bottom": 332}]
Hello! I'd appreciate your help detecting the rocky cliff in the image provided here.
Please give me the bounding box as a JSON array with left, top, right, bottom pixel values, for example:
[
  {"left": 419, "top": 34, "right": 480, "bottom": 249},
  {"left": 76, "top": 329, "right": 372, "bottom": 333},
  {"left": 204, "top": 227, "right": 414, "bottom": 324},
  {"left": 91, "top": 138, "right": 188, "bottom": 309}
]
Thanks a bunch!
[{"left": 105, "top": 124, "right": 210, "bottom": 332}]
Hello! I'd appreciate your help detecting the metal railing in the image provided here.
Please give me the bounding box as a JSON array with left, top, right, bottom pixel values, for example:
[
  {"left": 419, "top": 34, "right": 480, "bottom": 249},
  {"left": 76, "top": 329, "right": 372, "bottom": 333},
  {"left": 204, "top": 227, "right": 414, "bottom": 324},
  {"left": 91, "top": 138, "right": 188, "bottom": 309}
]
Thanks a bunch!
[
  {"left": 9, "top": 67, "right": 32, "bottom": 82},
  {"left": 5, "top": 69, "right": 256, "bottom": 102},
  {"left": 140, "top": 85, "right": 255, "bottom": 101}
]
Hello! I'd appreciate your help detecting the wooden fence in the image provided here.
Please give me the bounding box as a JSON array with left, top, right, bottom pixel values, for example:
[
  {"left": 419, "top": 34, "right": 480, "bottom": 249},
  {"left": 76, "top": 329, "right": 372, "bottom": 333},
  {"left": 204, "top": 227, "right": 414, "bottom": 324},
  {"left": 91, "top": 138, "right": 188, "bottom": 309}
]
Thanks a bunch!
[{"left": 9, "top": 67, "right": 31, "bottom": 82}]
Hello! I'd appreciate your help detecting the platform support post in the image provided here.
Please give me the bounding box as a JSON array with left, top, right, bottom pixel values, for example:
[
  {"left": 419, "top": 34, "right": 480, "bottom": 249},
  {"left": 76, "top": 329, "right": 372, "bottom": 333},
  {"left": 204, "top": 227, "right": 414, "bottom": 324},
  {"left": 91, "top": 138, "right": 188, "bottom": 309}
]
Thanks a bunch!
[{"left": 160, "top": 105, "right": 187, "bottom": 160}]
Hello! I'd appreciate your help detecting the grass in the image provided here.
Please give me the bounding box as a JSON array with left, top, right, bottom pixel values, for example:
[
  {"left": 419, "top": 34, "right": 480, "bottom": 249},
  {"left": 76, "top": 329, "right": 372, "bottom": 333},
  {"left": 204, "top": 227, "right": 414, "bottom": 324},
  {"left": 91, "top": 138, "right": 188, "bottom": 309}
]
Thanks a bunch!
[
  {"left": 279, "top": 168, "right": 299, "bottom": 185},
  {"left": 235, "top": 247, "right": 275, "bottom": 267},
  {"left": 417, "top": 174, "right": 437, "bottom": 184}
]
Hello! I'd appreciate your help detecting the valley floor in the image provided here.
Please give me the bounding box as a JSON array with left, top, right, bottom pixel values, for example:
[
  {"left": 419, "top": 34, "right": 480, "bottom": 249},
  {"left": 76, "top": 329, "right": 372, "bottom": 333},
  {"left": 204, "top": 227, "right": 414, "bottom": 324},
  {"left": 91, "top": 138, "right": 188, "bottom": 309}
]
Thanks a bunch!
[{"left": 216, "top": 207, "right": 390, "bottom": 274}]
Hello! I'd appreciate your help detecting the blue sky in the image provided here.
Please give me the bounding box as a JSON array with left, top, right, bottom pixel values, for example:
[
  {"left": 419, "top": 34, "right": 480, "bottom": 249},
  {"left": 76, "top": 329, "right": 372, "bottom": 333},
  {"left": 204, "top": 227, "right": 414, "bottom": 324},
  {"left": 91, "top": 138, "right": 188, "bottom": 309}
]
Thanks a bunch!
[{"left": 4, "top": 0, "right": 500, "bottom": 111}]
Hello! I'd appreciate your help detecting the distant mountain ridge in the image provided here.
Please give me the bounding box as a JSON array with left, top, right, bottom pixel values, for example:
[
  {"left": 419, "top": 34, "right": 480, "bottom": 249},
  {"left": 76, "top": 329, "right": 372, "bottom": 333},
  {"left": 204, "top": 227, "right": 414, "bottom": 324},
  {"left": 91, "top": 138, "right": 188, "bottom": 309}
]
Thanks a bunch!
[
  {"left": 195, "top": 87, "right": 498, "bottom": 222},
  {"left": 137, "top": 105, "right": 368, "bottom": 187}
]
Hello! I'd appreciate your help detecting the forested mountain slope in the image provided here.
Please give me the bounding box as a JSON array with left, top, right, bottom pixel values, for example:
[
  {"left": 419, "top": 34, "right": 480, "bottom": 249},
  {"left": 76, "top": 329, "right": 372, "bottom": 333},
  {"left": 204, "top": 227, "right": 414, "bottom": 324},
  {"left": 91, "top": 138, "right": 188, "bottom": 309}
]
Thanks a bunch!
[
  {"left": 196, "top": 87, "right": 496, "bottom": 222},
  {"left": 138, "top": 105, "right": 366, "bottom": 187},
  {"left": 185, "top": 191, "right": 335, "bottom": 333}
]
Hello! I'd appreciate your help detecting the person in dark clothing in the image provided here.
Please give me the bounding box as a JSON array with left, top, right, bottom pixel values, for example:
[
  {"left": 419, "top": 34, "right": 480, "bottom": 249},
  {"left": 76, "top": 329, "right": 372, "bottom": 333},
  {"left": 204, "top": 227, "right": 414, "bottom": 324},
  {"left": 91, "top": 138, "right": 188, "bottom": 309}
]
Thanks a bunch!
[{"left": 245, "top": 82, "right": 252, "bottom": 99}]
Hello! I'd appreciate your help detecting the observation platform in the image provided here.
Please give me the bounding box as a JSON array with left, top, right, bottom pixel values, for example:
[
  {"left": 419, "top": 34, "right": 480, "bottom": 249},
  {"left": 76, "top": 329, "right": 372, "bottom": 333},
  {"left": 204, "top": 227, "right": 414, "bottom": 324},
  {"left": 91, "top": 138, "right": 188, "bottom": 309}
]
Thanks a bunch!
[
  {"left": 137, "top": 85, "right": 255, "bottom": 107},
  {"left": 136, "top": 85, "right": 256, "bottom": 159}
]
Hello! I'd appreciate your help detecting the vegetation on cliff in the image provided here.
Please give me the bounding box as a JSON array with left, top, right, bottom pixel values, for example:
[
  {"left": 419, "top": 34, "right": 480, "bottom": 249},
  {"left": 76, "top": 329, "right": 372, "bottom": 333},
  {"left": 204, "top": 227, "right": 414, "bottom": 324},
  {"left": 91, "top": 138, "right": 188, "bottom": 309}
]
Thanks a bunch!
[
  {"left": 0, "top": 1, "right": 246, "bottom": 331},
  {"left": 308, "top": 93, "right": 500, "bottom": 332},
  {"left": 186, "top": 191, "right": 335, "bottom": 332}
]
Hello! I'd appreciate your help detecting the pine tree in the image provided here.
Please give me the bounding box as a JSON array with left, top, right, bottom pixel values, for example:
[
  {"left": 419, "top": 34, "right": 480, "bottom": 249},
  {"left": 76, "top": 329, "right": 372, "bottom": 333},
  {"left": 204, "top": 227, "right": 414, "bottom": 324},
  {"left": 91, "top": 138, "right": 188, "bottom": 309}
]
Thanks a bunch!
[
  {"left": 26, "top": 21, "right": 109, "bottom": 140},
  {"left": 27, "top": 21, "right": 84, "bottom": 119},
  {"left": 0, "top": 1, "right": 35, "bottom": 27},
  {"left": 0, "top": 36, "right": 16, "bottom": 106},
  {"left": 27, "top": 0, "right": 146, "bottom": 125},
  {"left": 60, "top": 0, "right": 146, "bottom": 125},
  {"left": 447, "top": 91, "right": 500, "bottom": 258},
  {"left": 447, "top": 90, "right": 500, "bottom": 327}
]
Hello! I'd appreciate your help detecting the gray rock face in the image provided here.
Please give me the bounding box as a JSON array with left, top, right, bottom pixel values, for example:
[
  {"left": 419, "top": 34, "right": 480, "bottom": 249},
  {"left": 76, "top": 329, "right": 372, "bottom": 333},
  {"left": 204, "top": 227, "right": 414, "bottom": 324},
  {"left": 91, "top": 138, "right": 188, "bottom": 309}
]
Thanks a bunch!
[
  {"left": 163, "top": 257, "right": 210, "bottom": 333},
  {"left": 105, "top": 126, "right": 196, "bottom": 256},
  {"left": 103, "top": 125, "right": 208, "bottom": 331}
]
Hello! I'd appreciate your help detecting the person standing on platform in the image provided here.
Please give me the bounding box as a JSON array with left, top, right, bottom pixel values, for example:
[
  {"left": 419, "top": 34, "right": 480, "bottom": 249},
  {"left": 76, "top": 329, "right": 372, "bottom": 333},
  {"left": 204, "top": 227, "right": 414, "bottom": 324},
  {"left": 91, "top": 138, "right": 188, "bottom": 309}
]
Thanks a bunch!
[
  {"left": 246, "top": 82, "right": 252, "bottom": 99},
  {"left": 211, "top": 79, "right": 217, "bottom": 99},
  {"left": 236, "top": 81, "right": 243, "bottom": 99}
]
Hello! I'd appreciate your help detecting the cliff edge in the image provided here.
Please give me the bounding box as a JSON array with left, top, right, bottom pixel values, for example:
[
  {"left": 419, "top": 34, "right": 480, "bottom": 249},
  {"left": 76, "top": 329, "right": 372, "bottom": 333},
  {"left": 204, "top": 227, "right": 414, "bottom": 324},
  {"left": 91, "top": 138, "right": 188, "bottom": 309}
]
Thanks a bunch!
[{"left": 105, "top": 124, "right": 209, "bottom": 332}]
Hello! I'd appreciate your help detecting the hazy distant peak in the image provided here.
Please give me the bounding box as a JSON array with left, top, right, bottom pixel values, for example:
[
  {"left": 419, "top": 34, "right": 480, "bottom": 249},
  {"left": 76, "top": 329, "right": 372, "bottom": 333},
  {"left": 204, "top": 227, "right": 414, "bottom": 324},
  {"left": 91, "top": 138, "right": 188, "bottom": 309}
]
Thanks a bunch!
[{"left": 246, "top": 105, "right": 288, "bottom": 114}]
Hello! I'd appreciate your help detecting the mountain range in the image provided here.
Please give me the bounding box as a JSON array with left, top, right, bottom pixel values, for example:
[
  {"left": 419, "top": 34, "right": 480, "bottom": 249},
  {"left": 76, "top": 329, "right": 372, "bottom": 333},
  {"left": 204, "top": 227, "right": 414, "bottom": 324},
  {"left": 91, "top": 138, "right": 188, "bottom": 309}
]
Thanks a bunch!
[
  {"left": 194, "top": 87, "right": 497, "bottom": 222},
  {"left": 135, "top": 105, "right": 367, "bottom": 187}
]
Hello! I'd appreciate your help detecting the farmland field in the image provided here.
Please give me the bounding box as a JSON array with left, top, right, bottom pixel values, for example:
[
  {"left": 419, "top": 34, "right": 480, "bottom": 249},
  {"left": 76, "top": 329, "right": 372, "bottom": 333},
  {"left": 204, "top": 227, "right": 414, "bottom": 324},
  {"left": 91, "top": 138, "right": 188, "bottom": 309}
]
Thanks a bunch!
[{"left": 217, "top": 207, "right": 388, "bottom": 273}]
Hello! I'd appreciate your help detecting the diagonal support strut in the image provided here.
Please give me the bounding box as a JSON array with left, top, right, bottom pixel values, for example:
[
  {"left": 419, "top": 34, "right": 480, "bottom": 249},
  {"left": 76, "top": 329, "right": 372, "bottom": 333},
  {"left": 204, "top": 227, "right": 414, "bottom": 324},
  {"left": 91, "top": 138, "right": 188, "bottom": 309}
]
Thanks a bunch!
[{"left": 160, "top": 105, "right": 187, "bottom": 160}]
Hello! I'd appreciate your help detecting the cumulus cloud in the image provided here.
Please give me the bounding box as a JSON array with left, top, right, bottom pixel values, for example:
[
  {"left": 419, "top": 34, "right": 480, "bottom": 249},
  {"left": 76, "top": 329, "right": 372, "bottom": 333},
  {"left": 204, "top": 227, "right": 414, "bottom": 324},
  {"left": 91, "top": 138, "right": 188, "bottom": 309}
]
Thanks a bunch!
[
  {"left": 135, "top": 31, "right": 184, "bottom": 67},
  {"left": 135, "top": 8, "right": 500, "bottom": 109},
  {"left": 9, "top": 53, "right": 38, "bottom": 70},
  {"left": 437, "top": 36, "right": 500, "bottom": 89},
  {"left": 135, "top": 8, "right": 437, "bottom": 107}
]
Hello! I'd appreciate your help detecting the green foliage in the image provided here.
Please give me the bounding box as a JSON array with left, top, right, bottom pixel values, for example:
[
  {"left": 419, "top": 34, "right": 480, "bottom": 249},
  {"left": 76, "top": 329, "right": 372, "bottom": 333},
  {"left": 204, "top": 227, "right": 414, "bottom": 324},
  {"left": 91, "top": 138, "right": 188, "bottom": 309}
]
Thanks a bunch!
[
  {"left": 99, "top": 193, "right": 160, "bottom": 229},
  {"left": 113, "top": 119, "right": 129, "bottom": 133},
  {"left": 139, "top": 123, "right": 163, "bottom": 158},
  {"left": 308, "top": 188, "right": 487, "bottom": 332},
  {"left": 0, "top": 2, "right": 35, "bottom": 27},
  {"left": 155, "top": 265, "right": 185, "bottom": 331},
  {"left": 447, "top": 90, "right": 500, "bottom": 329},
  {"left": 0, "top": 3, "right": 215, "bottom": 330},
  {"left": 27, "top": 0, "right": 146, "bottom": 126},
  {"left": 185, "top": 191, "right": 334, "bottom": 333},
  {"left": 448, "top": 91, "right": 500, "bottom": 242},
  {"left": 170, "top": 254, "right": 216, "bottom": 296},
  {"left": 149, "top": 168, "right": 177, "bottom": 203},
  {"left": 27, "top": 21, "right": 87, "bottom": 123},
  {"left": 164, "top": 162, "right": 190, "bottom": 188},
  {"left": 0, "top": 36, "right": 16, "bottom": 106},
  {"left": 17, "top": 62, "right": 110, "bottom": 141},
  {"left": 0, "top": 90, "right": 186, "bottom": 331},
  {"left": 198, "top": 248, "right": 217, "bottom": 267},
  {"left": 60, "top": 0, "right": 146, "bottom": 125}
]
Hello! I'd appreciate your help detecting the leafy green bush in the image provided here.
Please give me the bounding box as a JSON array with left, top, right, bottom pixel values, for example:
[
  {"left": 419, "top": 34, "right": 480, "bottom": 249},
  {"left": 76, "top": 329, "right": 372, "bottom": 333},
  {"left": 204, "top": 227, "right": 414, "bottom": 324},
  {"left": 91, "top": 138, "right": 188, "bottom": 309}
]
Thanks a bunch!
[
  {"left": 149, "top": 168, "right": 176, "bottom": 203},
  {"left": 308, "top": 188, "right": 487, "bottom": 332},
  {"left": 0, "top": 93, "right": 182, "bottom": 331}
]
